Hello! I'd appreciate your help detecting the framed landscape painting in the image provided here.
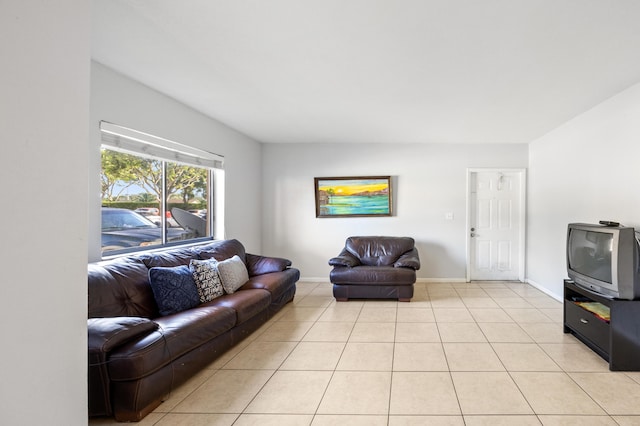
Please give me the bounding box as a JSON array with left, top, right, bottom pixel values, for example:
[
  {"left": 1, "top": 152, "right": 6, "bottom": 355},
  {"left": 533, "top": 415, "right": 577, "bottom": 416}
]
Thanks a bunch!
[{"left": 314, "top": 176, "right": 392, "bottom": 218}]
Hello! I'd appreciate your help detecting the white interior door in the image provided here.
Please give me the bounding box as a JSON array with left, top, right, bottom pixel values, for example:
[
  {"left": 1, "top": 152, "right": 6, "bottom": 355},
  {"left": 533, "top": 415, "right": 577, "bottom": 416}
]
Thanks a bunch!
[{"left": 467, "top": 169, "right": 525, "bottom": 281}]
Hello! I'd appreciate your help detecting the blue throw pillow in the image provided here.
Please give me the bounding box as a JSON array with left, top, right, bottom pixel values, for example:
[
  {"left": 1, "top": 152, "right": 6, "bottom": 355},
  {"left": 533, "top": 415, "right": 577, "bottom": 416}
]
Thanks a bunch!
[{"left": 148, "top": 265, "right": 200, "bottom": 316}]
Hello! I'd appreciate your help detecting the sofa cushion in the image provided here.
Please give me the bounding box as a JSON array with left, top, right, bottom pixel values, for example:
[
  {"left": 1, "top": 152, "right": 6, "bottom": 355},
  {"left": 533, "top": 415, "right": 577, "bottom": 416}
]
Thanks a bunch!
[
  {"left": 241, "top": 268, "right": 300, "bottom": 302},
  {"left": 216, "top": 255, "right": 249, "bottom": 294},
  {"left": 206, "top": 289, "right": 271, "bottom": 324},
  {"left": 108, "top": 305, "right": 237, "bottom": 381},
  {"left": 148, "top": 266, "right": 200, "bottom": 316}
]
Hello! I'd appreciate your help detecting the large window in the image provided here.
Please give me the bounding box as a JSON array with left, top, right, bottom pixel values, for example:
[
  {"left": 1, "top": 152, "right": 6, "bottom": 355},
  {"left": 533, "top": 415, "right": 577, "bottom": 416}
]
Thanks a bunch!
[{"left": 100, "top": 122, "right": 224, "bottom": 256}]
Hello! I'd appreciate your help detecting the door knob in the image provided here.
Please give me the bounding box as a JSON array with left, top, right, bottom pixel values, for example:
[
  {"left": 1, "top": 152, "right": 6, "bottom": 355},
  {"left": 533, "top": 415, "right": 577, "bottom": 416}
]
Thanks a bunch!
[
  {"left": 470, "top": 227, "right": 475, "bottom": 231},
  {"left": 470, "top": 233, "right": 476, "bottom": 237}
]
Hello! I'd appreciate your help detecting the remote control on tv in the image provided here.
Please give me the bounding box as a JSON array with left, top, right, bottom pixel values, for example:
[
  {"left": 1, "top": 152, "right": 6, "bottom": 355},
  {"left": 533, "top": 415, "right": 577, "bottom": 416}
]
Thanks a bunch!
[{"left": 599, "top": 220, "right": 620, "bottom": 227}]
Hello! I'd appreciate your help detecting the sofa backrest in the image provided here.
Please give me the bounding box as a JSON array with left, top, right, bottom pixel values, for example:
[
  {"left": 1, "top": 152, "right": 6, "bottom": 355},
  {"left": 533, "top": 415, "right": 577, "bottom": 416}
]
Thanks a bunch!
[
  {"left": 136, "top": 246, "right": 200, "bottom": 268},
  {"left": 193, "top": 239, "right": 246, "bottom": 263},
  {"left": 88, "top": 239, "right": 247, "bottom": 319},
  {"left": 88, "top": 259, "right": 158, "bottom": 318},
  {"left": 345, "top": 236, "right": 415, "bottom": 266}
]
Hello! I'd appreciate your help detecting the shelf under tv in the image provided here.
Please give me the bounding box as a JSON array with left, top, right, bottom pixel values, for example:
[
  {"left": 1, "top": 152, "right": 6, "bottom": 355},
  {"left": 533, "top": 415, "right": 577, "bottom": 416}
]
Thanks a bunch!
[{"left": 564, "top": 279, "right": 640, "bottom": 371}]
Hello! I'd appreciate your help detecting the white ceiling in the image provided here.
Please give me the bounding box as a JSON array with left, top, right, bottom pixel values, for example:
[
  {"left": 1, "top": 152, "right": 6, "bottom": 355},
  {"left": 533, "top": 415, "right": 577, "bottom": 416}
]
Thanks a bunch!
[{"left": 91, "top": 0, "right": 640, "bottom": 144}]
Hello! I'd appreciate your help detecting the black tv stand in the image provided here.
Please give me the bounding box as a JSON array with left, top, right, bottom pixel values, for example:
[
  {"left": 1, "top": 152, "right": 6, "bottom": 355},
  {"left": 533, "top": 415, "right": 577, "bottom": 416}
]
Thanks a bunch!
[{"left": 564, "top": 279, "right": 640, "bottom": 371}]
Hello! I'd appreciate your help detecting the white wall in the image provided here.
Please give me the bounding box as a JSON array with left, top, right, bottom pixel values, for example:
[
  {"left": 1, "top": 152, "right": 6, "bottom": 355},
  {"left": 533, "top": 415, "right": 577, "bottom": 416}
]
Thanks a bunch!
[
  {"left": 89, "top": 62, "right": 264, "bottom": 261},
  {"left": 0, "top": 1, "right": 89, "bottom": 425},
  {"left": 528, "top": 82, "right": 640, "bottom": 298},
  {"left": 262, "top": 143, "right": 528, "bottom": 280}
]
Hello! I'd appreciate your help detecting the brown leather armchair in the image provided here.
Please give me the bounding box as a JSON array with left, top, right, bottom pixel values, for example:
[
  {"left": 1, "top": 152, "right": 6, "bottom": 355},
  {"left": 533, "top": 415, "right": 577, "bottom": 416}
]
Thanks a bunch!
[{"left": 329, "top": 236, "right": 420, "bottom": 301}]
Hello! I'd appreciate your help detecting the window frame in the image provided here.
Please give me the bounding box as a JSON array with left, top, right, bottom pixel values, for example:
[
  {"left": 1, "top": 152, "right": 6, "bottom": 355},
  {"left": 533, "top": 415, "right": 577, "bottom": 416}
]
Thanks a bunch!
[{"left": 99, "top": 121, "right": 224, "bottom": 258}]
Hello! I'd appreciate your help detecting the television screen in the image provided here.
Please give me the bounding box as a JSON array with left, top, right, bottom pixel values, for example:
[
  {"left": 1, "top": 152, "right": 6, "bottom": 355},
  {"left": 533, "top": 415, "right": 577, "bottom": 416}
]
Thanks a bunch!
[{"left": 568, "top": 229, "right": 613, "bottom": 284}]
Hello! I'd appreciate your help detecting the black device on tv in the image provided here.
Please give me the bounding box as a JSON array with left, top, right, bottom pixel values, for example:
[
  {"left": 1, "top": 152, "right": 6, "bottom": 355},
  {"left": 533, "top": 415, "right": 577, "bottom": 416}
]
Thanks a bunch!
[
  {"left": 567, "top": 222, "right": 640, "bottom": 300},
  {"left": 599, "top": 220, "right": 620, "bottom": 227}
]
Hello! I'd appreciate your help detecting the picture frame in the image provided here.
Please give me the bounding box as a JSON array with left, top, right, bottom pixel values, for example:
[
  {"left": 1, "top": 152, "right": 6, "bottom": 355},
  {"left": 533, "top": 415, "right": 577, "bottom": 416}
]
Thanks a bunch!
[{"left": 314, "top": 176, "right": 392, "bottom": 218}]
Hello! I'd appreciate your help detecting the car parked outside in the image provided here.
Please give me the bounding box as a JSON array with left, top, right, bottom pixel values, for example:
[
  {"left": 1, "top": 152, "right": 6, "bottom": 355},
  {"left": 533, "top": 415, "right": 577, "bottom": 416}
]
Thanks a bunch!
[
  {"left": 101, "top": 207, "right": 192, "bottom": 253},
  {"left": 134, "top": 207, "right": 160, "bottom": 216},
  {"left": 132, "top": 207, "right": 180, "bottom": 227}
]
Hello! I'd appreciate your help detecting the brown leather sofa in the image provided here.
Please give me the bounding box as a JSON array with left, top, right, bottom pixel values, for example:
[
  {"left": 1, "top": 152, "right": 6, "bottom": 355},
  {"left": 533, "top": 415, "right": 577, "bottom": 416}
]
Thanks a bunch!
[
  {"left": 329, "top": 236, "right": 420, "bottom": 301},
  {"left": 88, "top": 239, "right": 299, "bottom": 422}
]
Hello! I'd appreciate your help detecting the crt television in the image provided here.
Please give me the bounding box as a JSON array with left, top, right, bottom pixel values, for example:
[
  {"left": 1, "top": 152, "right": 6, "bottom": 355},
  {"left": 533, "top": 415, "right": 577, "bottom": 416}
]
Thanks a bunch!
[{"left": 567, "top": 223, "right": 640, "bottom": 300}]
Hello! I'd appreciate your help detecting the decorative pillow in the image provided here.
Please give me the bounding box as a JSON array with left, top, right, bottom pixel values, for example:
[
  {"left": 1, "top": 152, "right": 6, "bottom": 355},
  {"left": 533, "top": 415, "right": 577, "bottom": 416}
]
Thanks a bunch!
[
  {"left": 216, "top": 255, "right": 249, "bottom": 294},
  {"left": 148, "top": 265, "right": 200, "bottom": 316},
  {"left": 189, "top": 258, "right": 225, "bottom": 303}
]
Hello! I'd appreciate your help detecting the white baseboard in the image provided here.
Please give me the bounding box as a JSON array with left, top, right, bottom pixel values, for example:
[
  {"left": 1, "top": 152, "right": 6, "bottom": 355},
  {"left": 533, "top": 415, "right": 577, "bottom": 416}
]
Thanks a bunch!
[
  {"left": 416, "top": 278, "right": 467, "bottom": 283},
  {"left": 299, "top": 277, "right": 330, "bottom": 283},
  {"left": 525, "top": 278, "right": 563, "bottom": 301}
]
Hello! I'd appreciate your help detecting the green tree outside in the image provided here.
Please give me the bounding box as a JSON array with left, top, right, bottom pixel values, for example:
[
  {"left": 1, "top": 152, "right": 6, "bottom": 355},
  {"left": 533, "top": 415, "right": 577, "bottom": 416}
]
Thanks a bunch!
[{"left": 101, "top": 149, "right": 208, "bottom": 204}]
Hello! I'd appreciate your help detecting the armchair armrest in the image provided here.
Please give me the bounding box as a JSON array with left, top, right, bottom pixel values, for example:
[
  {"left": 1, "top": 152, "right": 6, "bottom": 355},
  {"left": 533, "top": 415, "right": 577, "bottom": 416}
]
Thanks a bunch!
[
  {"left": 88, "top": 317, "right": 158, "bottom": 354},
  {"left": 394, "top": 248, "right": 420, "bottom": 270},
  {"left": 329, "top": 249, "right": 361, "bottom": 267},
  {"left": 245, "top": 253, "right": 292, "bottom": 276}
]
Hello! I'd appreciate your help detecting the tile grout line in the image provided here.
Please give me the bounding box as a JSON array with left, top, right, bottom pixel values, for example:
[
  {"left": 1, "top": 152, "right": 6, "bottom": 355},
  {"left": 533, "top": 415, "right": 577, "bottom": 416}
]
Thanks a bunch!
[{"left": 90, "top": 281, "right": 636, "bottom": 425}]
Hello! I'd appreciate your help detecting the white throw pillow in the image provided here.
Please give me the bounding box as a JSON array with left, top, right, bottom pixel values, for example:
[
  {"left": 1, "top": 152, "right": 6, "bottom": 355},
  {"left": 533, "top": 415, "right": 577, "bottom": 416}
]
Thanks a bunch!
[{"left": 216, "top": 255, "right": 249, "bottom": 294}]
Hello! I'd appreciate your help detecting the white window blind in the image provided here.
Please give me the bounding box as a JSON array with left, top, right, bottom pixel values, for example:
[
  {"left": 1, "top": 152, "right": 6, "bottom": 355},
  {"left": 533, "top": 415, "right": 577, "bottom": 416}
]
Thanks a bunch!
[{"left": 100, "top": 121, "right": 224, "bottom": 169}]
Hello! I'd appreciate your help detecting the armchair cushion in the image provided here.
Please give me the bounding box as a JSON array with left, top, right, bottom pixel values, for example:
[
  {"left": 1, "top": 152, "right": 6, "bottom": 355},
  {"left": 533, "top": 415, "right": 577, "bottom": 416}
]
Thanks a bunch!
[{"left": 330, "top": 265, "right": 417, "bottom": 286}]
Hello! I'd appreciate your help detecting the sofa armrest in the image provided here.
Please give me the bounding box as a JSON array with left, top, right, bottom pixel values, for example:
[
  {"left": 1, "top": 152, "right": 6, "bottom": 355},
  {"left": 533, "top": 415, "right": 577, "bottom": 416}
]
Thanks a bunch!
[
  {"left": 88, "top": 317, "right": 158, "bottom": 417},
  {"left": 88, "top": 317, "right": 158, "bottom": 353},
  {"left": 245, "top": 253, "right": 292, "bottom": 276},
  {"left": 394, "top": 248, "right": 421, "bottom": 270},
  {"left": 329, "top": 249, "right": 361, "bottom": 267}
]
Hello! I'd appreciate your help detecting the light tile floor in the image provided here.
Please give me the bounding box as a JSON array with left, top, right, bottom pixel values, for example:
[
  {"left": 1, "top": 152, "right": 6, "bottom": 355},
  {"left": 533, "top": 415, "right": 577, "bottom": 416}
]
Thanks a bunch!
[{"left": 90, "top": 281, "right": 640, "bottom": 425}]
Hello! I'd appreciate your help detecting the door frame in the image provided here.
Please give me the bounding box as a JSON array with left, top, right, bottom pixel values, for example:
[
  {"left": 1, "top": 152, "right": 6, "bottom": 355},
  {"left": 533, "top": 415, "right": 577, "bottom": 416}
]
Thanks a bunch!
[{"left": 465, "top": 168, "right": 527, "bottom": 282}]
